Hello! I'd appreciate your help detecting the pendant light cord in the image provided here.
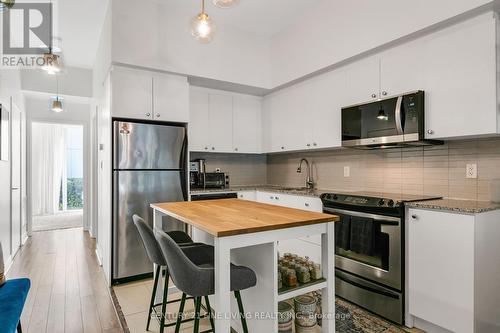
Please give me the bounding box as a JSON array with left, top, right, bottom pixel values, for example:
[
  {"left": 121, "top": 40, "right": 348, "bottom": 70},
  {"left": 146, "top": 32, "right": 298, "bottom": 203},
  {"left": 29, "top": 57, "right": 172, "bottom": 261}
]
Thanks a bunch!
[
  {"left": 201, "top": 0, "right": 205, "bottom": 14},
  {"left": 49, "top": 0, "right": 53, "bottom": 52},
  {"left": 56, "top": 77, "right": 59, "bottom": 101}
]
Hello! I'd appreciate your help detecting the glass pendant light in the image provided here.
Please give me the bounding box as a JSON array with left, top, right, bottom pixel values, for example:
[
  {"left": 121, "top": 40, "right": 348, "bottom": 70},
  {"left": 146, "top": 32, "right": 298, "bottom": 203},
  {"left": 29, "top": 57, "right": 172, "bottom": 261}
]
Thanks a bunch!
[
  {"left": 191, "top": 0, "right": 215, "bottom": 43},
  {"left": 52, "top": 78, "right": 63, "bottom": 113},
  {"left": 42, "top": 0, "right": 61, "bottom": 74},
  {"left": 213, "top": 0, "right": 239, "bottom": 9},
  {"left": 0, "top": 0, "right": 15, "bottom": 13}
]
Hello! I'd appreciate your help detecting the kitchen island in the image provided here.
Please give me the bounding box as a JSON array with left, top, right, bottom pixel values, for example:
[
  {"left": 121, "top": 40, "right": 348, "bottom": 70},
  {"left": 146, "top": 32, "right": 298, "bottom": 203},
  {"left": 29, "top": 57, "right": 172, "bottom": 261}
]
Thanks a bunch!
[{"left": 151, "top": 199, "right": 339, "bottom": 333}]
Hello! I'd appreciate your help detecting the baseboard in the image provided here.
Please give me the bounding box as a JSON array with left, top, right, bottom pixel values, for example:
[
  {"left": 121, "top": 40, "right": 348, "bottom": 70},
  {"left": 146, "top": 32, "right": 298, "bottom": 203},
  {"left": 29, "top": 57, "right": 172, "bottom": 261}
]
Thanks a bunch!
[
  {"left": 414, "top": 317, "right": 454, "bottom": 333},
  {"left": 95, "top": 248, "right": 103, "bottom": 266}
]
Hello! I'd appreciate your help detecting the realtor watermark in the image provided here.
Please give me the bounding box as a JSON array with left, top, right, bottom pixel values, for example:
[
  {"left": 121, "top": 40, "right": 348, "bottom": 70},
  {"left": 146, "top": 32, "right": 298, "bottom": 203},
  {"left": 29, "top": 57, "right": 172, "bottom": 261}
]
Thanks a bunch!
[{"left": 1, "top": 2, "right": 55, "bottom": 69}]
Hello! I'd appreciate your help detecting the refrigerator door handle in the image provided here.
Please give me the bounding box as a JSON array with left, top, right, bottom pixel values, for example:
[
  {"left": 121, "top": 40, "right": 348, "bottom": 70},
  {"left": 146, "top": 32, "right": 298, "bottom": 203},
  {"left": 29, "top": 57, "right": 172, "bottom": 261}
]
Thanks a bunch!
[{"left": 180, "top": 131, "right": 188, "bottom": 201}]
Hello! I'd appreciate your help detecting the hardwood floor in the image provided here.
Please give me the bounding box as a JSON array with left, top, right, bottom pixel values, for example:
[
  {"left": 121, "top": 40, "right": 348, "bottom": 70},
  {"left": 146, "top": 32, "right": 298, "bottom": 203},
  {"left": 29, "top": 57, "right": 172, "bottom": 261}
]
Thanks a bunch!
[{"left": 7, "top": 227, "right": 123, "bottom": 333}]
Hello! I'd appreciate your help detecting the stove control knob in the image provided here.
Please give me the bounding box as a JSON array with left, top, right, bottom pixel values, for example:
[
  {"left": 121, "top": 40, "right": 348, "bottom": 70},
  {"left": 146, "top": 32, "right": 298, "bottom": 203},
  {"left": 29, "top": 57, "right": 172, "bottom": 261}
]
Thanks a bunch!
[
  {"left": 378, "top": 199, "right": 385, "bottom": 206},
  {"left": 332, "top": 194, "right": 338, "bottom": 200},
  {"left": 388, "top": 200, "right": 394, "bottom": 207}
]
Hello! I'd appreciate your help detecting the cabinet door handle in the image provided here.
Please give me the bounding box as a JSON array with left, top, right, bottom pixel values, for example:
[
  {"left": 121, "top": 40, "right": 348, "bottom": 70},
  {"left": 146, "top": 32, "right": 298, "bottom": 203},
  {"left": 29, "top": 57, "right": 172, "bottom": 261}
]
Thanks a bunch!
[
  {"left": 275, "top": 196, "right": 279, "bottom": 200},
  {"left": 234, "top": 148, "right": 238, "bottom": 152},
  {"left": 382, "top": 91, "right": 388, "bottom": 96},
  {"left": 270, "top": 196, "right": 274, "bottom": 200},
  {"left": 204, "top": 147, "right": 208, "bottom": 150},
  {"left": 427, "top": 130, "right": 434, "bottom": 135},
  {"left": 411, "top": 215, "right": 418, "bottom": 220},
  {"left": 156, "top": 113, "right": 160, "bottom": 118},
  {"left": 305, "top": 203, "right": 310, "bottom": 207},
  {"left": 306, "top": 143, "right": 311, "bottom": 147},
  {"left": 146, "top": 113, "right": 151, "bottom": 117},
  {"left": 313, "top": 143, "right": 317, "bottom": 146},
  {"left": 211, "top": 147, "right": 215, "bottom": 150},
  {"left": 281, "top": 146, "right": 285, "bottom": 150},
  {"left": 371, "top": 93, "right": 377, "bottom": 99}
]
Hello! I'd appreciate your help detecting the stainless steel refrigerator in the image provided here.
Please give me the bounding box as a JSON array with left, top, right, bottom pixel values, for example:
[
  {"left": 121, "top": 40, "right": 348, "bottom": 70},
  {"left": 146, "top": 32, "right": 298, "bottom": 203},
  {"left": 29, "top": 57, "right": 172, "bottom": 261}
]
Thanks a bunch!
[{"left": 112, "top": 120, "right": 188, "bottom": 282}]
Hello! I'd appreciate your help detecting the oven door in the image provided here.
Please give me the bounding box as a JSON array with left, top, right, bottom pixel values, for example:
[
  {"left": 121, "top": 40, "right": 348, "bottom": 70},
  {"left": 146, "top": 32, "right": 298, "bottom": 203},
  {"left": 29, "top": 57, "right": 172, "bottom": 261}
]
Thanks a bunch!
[{"left": 325, "top": 207, "right": 402, "bottom": 290}]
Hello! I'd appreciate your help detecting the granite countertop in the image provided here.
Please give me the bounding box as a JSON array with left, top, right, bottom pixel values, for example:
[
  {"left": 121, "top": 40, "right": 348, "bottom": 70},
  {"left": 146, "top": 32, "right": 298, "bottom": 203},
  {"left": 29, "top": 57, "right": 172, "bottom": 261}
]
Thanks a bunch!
[
  {"left": 189, "top": 185, "right": 325, "bottom": 198},
  {"left": 406, "top": 199, "right": 500, "bottom": 214}
]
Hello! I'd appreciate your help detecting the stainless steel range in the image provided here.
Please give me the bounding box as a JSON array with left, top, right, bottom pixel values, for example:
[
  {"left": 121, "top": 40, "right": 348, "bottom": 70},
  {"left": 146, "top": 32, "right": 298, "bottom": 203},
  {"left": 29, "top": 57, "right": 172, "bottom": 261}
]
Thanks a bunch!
[{"left": 320, "top": 192, "right": 440, "bottom": 324}]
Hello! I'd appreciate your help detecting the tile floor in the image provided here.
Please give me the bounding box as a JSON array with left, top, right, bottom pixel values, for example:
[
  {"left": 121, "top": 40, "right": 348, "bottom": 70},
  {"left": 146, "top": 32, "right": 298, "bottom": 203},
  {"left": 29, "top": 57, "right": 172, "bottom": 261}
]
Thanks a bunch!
[
  {"left": 114, "top": 279, "right": 213, "bottom": 333},
  {"left": 113, "top": 279, "right": 425, "bottom": 333}
]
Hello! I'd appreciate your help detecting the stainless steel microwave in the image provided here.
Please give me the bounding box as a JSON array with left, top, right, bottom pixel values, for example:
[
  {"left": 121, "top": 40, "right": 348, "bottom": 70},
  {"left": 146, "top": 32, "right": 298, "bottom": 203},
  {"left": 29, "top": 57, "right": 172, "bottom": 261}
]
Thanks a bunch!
[{"left": 341, "top": 91, "right": 442, "bottom": 149}]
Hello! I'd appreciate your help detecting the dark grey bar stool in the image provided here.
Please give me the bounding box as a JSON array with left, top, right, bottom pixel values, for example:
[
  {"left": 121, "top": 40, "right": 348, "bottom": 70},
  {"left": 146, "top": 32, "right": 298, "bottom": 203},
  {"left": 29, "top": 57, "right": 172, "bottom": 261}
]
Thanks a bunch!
[
  {"left": 133, "top": 214, "right": 202, "bottom": 333},
  {"left": 155, "top": 230, "right": 257, "bottom": 333}
]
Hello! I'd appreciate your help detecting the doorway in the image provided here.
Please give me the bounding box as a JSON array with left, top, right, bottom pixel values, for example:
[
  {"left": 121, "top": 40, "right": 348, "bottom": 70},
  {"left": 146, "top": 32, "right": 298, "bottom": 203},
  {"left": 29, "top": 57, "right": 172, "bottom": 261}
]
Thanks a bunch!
[{"left": 31, "top": 122, "right": 84, "bottom": 231}]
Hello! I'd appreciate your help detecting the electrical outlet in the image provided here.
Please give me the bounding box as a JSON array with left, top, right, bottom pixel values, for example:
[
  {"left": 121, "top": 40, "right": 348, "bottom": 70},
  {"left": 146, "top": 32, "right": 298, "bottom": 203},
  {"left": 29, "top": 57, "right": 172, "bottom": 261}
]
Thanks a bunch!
[
  {"left": 344, "top": 166, "right": 350, "bottom": 177},
  {"left": 466, "top": 164, "right": 477, "bottom": 179}
]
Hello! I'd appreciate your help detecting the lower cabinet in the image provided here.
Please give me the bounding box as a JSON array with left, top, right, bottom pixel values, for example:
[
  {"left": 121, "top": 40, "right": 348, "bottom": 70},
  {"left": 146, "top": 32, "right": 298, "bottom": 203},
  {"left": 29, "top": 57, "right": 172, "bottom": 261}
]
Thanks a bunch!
[
  {"left": 407, "top": 207, "right": 500, "bottom": 333},
  {"left": 239, "top": 190, "right": 324, "bottom": 260}
]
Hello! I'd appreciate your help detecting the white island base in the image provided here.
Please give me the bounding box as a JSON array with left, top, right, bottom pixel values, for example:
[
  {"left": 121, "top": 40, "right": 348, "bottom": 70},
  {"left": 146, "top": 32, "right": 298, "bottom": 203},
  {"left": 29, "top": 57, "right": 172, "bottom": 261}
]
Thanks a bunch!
[{"left": 152, "top": 207, "right": 336, "bottom": 333}]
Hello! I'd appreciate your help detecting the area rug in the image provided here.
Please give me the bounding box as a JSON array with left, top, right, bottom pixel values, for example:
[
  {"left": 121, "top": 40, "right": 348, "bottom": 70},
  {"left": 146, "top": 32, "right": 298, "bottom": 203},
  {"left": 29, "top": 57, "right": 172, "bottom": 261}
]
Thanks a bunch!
[{"left": 336, "top": 297, "right": 407, "bottom": 333}]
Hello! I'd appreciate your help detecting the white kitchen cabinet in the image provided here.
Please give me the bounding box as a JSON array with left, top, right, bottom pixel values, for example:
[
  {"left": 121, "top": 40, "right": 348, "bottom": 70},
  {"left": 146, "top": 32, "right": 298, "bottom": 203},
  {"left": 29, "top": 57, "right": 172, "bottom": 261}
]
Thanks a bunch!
[
  {"left": 422, "top": 14, "right": 497, "bottom": 139},
  {"left": 308, "top": 69, "right": 347, "bottom": 149},
  {"left": 408, "top": 208, "right": 474, "bottom": 333},
  {"left": 208, "top": 93, "right": 233, "bottom": 152},
  {"left": 111, "top": 66, "right": 189, "bottom": 122},
  {"left": 344, "top": 56, "right": 381, "bottom": 105},
  {"left": 189, "top": 87, "right": 262, "bottom": 154},
  {"left": 189, "top": 89, "right": 210, "bottom": 151},
  {"left": 111, "top": 66, "right": 153, "bottom": 120},
  {"left": 233, "top": 95, "right": 262, "bottom": 153},
  {"left": 380, "top": 42, "right": 425, "bottom": 98},
  {"left": 152, "top": 73, "right": 189, "bottom": 122},
  {"left": 237, "top": 190, "right": 257, "bottom": 201},
  {"left": 407, "top": 207, "right": 500, "bottom": 333}
]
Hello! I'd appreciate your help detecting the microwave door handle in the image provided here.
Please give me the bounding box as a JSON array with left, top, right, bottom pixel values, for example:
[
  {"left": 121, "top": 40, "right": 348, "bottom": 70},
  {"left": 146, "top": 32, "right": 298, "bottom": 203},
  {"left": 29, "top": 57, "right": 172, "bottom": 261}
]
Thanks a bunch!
[{"left": 395, "top": 96, "right": 404, "bottom": 135}]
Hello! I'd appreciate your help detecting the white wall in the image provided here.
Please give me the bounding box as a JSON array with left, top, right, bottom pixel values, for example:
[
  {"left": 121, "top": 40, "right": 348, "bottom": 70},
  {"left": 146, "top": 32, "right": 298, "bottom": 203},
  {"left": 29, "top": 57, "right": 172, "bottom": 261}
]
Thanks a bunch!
[
  {"left": 0, "top": 69, "right": 25, "bottom": 269},
  {"left": 25, "top": 96, "right": 92, "bottom": 235},
  {"left": 21, "top": 67, "right": 93, "bottom": 98},
  {"left": 111, "top": 0, "right": 271, "bottom": 88},
  {"left": 269, "top": 0, "right": 493, "bottom": 86}
]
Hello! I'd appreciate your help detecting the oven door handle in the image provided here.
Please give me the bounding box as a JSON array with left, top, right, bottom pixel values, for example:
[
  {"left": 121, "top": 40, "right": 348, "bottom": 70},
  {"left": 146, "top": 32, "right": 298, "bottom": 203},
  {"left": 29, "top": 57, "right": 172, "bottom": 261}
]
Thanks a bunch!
[
  {"left": 336, "top": 270, "right": 401, "bottom": 299},
  {"left": 323, "top": 207, "right": 400, "bottom": 224},
  {"left": 395, "top": 95, "right": 404, "bottom": 135}
]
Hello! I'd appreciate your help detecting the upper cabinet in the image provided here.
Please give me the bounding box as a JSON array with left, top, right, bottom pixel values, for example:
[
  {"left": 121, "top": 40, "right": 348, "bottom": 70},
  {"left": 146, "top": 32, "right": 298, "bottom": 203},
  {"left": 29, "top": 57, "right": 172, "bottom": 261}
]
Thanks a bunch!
[
  {"left": 111, "top": 66, "right": 189, "bottom": 122},
  {"left": 111, "top": 67, "right": 153, "bottom": 120},
  {"left": 208, "top": 93, "right": 233, "bottom": 153},
  {"left": 189, "top": 87, "right": 262, "bottom": 154},
  {"left": 233, "top": 95, "right": 262, "bottom": 153},
  {"left": 262, "top": 68, "right": 346, "bottom": 153},
  {"left": 422, "top": 14, "right": 497, "bottom": 139},
  {"left": 153, "top": 73, "right": 189, "bottom": 123}
]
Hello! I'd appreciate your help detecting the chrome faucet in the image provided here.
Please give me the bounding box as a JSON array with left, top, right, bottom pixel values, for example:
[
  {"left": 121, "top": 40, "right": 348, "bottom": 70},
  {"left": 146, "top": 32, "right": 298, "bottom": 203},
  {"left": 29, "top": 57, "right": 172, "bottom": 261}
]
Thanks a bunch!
[{"left": 297, "top": 158, "right": 314, "bottom": 190}]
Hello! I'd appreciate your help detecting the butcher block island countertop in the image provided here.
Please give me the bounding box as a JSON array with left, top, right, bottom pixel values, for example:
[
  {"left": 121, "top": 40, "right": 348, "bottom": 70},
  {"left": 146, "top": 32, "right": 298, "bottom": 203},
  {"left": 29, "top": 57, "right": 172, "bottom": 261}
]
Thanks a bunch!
[{"left": 150, "top": 198, "right": 339, "bottom": 237}]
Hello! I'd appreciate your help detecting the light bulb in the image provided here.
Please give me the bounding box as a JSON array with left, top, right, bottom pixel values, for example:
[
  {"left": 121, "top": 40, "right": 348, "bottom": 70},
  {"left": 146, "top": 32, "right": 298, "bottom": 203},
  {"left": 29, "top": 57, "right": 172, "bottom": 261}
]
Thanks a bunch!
[
  {"left": 41, "top": 52, "right": 61, "bottom": 75},
  {"left": 52, "top": 99, "right": 63, "bottom": 112},
  {"left": 191, "top": 12, "right": 215, "bottom": 43},
  {"left": 213, "top": 0, "right": 239, "bottom": 8}
]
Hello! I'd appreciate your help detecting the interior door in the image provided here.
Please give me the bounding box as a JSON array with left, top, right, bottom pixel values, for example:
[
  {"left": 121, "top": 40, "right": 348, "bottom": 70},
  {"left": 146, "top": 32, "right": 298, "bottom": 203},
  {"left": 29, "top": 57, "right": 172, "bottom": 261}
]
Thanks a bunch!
[{"left": 10, "top": 104, "right": 21, "bottom": 254}]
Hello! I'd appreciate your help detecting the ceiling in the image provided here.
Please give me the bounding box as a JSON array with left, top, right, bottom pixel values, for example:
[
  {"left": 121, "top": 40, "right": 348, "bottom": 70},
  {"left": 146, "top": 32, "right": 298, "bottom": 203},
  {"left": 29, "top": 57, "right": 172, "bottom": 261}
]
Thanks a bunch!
[
  {"left": 56, "top": 0, "right": 109, "bottom": 69},
  {"left": 43, "top": 0, "right": 320, "bottom": 69},
  {"left": 164, "top": 0, "right": 322, "bottom": 37}
]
